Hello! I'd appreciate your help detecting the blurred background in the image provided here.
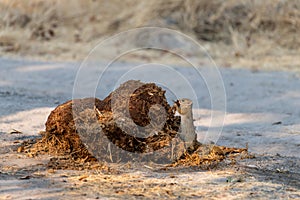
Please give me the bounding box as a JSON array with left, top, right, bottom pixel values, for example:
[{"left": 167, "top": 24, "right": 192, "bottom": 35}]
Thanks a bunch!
[{"left": 0, "top": 0, "right": 299, "bottom": 72}]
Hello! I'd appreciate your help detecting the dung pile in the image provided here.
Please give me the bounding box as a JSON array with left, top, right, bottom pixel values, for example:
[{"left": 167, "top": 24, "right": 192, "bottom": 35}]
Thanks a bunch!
[
  {"left": 29, "top": 80, "right": 182, "bottom": 166},
  {"left": 26, "top": 79, "right": 250, "bottom": 170}
]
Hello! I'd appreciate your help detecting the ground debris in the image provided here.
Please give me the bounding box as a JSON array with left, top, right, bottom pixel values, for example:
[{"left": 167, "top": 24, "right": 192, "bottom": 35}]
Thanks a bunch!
[
  {"left": 9, "top": 129, "right": 23, "bottom": 134},
  {"left": 170, "top": 143, "right": 250, "bottom": 169}
]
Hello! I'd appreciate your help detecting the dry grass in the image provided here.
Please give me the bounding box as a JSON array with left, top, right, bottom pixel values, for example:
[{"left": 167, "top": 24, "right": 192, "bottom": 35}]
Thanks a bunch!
[{"left": 0, "top": 0, "right": 300, "bottom": 72}]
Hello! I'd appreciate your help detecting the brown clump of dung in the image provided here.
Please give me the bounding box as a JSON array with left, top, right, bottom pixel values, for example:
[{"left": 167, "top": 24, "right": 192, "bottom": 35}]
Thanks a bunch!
[
  {"left": 26, "top": 80, "right": 250, "bottom": 170},
  {"left": 97, "top": 80, "right": 180, "bottom": 153},
  {"left": 33, "top": 97, "right": 102, "bottom": 162},
  {"left": 30, "top": 80, "right": 181, "bottom": 166}
]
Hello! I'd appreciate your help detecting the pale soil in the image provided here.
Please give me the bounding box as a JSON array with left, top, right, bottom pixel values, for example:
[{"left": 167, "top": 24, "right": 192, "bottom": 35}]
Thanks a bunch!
[{"left": 0, "top": 58, "right": 299, "bottom": 199}]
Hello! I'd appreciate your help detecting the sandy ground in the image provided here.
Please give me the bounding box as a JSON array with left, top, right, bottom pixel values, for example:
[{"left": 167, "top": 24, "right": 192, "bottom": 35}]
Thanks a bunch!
[{"left": 0, "top": 57, "right": 300, "bottom": 199}]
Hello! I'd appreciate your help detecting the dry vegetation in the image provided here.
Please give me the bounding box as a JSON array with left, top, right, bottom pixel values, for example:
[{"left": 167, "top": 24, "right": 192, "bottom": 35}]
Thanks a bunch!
[{"left": 0, "top": 0, "right": 300, "bottom": 72}]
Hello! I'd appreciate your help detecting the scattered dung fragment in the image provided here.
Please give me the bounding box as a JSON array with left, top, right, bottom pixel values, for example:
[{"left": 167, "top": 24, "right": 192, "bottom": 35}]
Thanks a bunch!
[{"left": 172, "top": 144, "right": 250, "bottom": 169}]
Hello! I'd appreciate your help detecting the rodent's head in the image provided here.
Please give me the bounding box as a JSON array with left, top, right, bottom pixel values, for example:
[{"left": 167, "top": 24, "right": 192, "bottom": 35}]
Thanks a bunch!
[{"left": 174, "top": 98, "right": 193, "bottom": 115}]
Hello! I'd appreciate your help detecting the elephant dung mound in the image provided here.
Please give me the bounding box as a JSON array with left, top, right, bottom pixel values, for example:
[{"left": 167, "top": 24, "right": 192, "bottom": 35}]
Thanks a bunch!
[{"left": 30, "top": 80, "right": 181, "bottom": 166}]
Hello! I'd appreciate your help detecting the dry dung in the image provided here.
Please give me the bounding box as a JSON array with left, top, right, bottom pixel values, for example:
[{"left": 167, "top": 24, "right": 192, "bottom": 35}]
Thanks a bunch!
[
  {"left": 25, "top": 80, "right": 249, "bottom": 170},
  {"left": 28, "top": 80, "right": 183, "bottom": 165}
]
